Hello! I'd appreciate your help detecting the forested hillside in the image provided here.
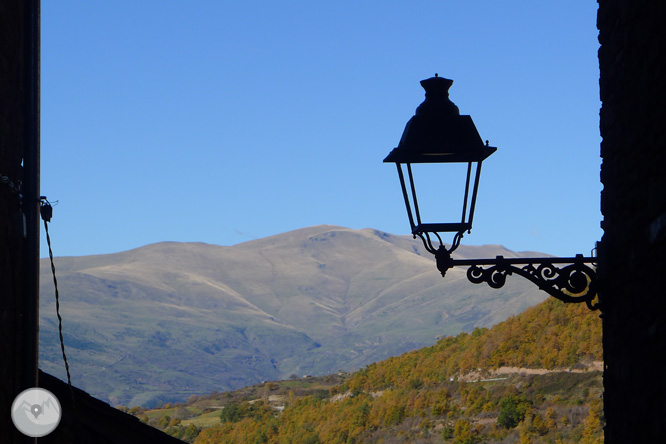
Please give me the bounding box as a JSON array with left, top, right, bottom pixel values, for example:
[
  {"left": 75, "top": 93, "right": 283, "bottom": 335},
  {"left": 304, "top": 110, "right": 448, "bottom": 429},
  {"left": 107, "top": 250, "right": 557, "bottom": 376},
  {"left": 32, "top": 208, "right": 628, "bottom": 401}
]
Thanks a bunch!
[
  {"left": 137, "top": 298, "right": 603, "bottom": 443},
  {"left": 341, "top": 295, "right": 602, "bottom": 394}
]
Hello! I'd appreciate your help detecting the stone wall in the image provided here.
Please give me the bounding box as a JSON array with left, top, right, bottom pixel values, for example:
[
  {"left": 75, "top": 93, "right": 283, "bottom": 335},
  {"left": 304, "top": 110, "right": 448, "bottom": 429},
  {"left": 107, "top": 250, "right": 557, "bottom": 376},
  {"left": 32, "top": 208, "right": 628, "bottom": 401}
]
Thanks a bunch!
[
  {"left": 598, "top": 0, "right": 666, "bottom": 441},
  {"left": 0, "top": 2, "right": 40, "bottom": 443}
]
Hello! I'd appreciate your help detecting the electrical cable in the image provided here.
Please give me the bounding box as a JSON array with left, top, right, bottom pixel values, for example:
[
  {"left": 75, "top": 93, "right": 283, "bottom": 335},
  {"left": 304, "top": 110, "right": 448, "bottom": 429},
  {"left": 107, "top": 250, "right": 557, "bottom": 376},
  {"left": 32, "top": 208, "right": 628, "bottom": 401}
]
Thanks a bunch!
[{"left": 40, "top": 198, "right": 76, "bottom": 408}]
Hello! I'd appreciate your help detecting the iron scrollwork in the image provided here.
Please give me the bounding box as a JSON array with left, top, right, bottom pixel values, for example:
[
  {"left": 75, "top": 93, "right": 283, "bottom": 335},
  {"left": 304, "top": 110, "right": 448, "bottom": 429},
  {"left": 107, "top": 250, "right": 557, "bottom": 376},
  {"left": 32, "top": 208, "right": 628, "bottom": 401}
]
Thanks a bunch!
[
  {"left": 417, "top": 232, "right": 599, "bottom": 311},
  {"left": 432, "top": 247, "right": 599, "bottom": 310},
  {"left": 463, "top": 255, "right": 599, "bottom": 310}
]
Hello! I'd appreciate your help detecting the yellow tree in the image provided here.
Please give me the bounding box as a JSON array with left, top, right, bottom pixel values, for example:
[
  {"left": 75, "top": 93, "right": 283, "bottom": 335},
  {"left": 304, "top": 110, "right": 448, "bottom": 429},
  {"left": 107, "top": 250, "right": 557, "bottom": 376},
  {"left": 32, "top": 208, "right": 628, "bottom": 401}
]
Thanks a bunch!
[
  {"left": 580, "top": 399, "right": 604, "bottom": 444},
  {"left": 453, "top": 419, "right": 479, "bottom": 444}
]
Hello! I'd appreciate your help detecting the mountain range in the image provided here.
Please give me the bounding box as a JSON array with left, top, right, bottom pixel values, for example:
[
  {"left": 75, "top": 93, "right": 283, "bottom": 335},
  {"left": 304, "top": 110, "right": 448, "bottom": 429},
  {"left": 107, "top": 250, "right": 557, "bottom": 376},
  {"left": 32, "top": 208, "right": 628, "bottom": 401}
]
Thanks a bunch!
[{"left": 38, "top": 225, "right": 549, "bottom": 407}]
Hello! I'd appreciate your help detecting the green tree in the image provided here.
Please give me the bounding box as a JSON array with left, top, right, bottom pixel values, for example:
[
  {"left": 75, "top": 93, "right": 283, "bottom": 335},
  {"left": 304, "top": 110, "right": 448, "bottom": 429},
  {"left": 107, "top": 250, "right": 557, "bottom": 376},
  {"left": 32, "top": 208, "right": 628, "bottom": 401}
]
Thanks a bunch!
[
  {"left": 219, "top": 402, "right": 244, "bottom": 423},
  {"left": 442, "top": 425, "right": 454, "bottom": 440},
  {"left": 182, "top": 424, "right": 200, "bottom": 442},
  {"left": 158, "top": 415, "right": 171, "bottom": 429},
  {"left": 497, "top": 395, "right": 530, "bottom": 429}
]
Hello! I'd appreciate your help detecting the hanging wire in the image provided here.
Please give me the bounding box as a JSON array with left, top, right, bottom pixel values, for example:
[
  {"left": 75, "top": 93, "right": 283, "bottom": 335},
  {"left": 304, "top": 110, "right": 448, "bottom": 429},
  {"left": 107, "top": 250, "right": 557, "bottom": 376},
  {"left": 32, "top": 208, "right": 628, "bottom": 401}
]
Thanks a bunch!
[{"left": 40, "top": 198, "right": 76, "bottom": 407}]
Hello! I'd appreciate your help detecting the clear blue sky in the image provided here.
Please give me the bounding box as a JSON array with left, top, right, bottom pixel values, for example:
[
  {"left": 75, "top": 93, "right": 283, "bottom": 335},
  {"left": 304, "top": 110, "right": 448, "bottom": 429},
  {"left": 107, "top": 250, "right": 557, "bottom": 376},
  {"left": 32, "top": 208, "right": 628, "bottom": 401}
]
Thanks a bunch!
[{"left": 40, "top": 1, "right": 601, "bottom": 259}]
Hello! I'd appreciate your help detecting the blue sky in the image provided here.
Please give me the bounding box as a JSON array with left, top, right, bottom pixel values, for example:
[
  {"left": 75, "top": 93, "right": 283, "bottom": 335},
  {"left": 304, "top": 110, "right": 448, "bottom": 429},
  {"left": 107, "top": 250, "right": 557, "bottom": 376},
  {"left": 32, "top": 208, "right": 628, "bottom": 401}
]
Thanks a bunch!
[{"left": 40, "top": 1, "right": 601, "bottom": 258}]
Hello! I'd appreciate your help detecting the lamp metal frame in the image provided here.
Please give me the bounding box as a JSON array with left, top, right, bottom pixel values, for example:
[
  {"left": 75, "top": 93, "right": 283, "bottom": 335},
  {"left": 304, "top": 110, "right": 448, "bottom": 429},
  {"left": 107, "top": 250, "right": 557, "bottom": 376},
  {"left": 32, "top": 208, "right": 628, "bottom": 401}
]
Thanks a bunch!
[{"left": 386, "top": 75, "right": 600, "bottom": 311}]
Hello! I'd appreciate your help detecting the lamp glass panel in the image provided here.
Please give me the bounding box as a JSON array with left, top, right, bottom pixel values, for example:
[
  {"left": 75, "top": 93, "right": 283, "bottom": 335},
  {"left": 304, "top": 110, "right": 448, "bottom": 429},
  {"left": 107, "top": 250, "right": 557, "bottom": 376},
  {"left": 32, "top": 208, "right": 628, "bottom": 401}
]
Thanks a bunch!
[{"left": 404, "top": 162, "right": 473, "bottom": 229}]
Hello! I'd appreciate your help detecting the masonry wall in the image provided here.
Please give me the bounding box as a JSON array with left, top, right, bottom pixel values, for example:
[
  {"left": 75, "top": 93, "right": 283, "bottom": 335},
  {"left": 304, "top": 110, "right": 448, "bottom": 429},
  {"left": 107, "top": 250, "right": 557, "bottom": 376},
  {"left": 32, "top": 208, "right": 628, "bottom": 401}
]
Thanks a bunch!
[
  {"left": 597, "top": 0, "right": 666, "bottom": 441},
  {"left": 0, "top": 2, "right": 40, "bottom": 443}
]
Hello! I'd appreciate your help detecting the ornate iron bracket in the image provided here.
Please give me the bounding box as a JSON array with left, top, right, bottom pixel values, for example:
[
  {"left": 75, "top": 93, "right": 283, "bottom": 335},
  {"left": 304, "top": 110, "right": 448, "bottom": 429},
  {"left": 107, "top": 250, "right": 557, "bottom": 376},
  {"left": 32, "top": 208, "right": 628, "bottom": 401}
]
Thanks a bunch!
[{"left": 435, "top": 248, "right": 599, "bottom": 311}]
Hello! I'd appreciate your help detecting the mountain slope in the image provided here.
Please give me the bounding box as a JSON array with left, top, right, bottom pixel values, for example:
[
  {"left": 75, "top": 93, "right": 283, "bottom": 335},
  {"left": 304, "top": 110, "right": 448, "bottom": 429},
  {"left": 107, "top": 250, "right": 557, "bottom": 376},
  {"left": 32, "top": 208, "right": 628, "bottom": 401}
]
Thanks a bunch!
[
  {"left": 39, "top": 225, "right": 548, "bottom": 407},
  {"left": 190, "top": 298, "right": 603, "bottom": 444}
]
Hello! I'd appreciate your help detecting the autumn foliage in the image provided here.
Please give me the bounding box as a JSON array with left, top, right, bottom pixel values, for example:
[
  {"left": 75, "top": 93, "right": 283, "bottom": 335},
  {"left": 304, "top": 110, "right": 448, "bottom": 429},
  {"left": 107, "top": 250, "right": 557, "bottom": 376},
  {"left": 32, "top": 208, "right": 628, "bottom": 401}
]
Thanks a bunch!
[
  {"left": 188, "top": 298, "right": 603, "bottom": 443},
  {"left": 342, "top": 297, "right": 602, "bottom": 394}
]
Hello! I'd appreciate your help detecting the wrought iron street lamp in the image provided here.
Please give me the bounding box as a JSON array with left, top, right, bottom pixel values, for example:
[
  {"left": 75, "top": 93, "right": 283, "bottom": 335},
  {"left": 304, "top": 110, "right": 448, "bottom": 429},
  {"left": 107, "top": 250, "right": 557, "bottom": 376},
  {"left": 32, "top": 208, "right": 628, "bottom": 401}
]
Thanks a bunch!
[{"left": 385, "top": 75, "right": 599, "bottom": 310}]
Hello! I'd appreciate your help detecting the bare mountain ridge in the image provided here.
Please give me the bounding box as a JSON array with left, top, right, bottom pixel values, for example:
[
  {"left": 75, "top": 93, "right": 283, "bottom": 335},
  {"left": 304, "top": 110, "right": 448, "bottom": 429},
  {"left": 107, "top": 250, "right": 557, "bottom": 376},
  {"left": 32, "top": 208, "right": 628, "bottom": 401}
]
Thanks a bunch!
[{"left": 38, "top": 225, "right": 548, "bottom": 407}]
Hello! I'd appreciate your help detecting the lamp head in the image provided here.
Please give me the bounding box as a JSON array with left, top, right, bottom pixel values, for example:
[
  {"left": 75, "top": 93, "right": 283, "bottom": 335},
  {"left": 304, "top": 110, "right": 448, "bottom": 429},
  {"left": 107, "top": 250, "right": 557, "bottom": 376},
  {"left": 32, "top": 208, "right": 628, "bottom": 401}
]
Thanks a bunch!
[
  {"left": 384, "top": 75, "right": 497, "bottom": 255},
  {"left": 384, "top": 75, "right": 496, "bottom": 164}
]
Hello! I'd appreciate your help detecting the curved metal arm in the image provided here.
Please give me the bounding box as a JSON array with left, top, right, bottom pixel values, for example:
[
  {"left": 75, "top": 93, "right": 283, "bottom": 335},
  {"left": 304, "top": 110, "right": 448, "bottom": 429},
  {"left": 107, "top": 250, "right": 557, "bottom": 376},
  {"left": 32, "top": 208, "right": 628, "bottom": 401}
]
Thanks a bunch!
[
  {"left": 415, "top": 230, "right": 464, "bottom": 256},
  {"left": 435, "top": 251, "right": 599, "bottom": 311}
]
